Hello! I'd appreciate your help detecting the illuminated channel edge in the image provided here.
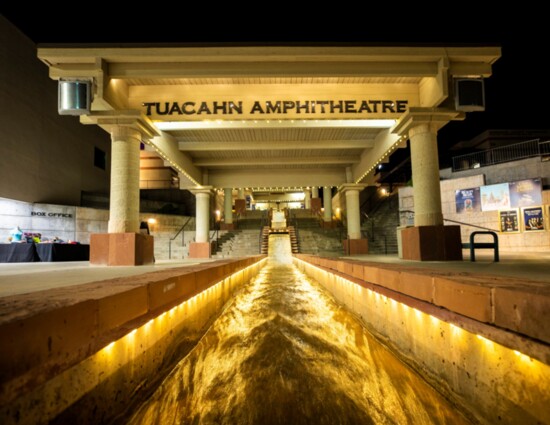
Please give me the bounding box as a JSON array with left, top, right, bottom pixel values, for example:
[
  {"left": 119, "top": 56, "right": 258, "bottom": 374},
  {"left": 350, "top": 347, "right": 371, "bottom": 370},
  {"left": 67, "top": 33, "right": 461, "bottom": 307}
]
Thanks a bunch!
[{"left": 292, "top": 257, "right": 538, "bottom": 365}]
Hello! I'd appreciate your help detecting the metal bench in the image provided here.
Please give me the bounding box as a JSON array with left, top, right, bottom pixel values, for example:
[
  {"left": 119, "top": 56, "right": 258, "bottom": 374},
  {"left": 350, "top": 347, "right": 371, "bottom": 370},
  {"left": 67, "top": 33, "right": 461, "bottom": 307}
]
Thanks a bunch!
[{"left": 462, "top": 231, "right": 499, "bottom": 262}]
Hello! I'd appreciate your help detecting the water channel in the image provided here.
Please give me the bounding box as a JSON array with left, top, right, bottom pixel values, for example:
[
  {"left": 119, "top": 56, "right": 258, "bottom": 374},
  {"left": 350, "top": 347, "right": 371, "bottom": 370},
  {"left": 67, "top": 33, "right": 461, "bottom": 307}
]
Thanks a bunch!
[{"left": 128, "top": 235, "right": 469, "bottom": 424}]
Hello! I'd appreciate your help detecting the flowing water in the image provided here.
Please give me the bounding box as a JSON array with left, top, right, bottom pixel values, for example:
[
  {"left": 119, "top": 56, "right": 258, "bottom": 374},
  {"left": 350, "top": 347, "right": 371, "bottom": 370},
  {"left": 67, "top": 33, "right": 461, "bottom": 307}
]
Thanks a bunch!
[{"left": 128, "top": 235, "right": 469, "bottom": 424}]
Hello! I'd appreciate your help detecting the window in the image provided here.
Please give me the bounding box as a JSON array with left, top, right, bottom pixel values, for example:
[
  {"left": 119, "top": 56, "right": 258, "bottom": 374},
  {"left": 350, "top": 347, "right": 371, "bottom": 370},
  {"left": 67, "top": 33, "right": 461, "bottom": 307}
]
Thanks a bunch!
[{"left": 94, "top": 147, "right": 106, "bottom": 170}]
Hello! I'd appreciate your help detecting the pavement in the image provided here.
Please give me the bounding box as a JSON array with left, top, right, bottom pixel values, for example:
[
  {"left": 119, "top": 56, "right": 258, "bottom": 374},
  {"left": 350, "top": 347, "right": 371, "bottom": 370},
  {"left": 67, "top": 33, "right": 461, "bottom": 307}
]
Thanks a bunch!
[{"left": 0, "top": 250, "right": 548, "bottom": 298}]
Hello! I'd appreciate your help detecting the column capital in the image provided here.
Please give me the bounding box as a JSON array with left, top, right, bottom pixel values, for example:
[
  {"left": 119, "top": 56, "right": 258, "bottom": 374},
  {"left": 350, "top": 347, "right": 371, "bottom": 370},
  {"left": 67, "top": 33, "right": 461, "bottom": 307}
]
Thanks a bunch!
[
  {"left": 190, "top": 185, "right": 214, "bottom": 196},
  {"left": 392, "top": 107, "right": 464, "bottom": 137},
  {"left": 82, "top": 110, "right": 160, "bottom": 140},
  {"left": 338, "top": 183, "right": 367, "bottom": 194}
]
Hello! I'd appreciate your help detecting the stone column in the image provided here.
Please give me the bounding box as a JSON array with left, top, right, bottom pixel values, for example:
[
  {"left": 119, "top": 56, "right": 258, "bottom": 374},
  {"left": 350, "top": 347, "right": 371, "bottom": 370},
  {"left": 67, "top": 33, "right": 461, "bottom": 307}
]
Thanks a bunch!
[
  {"left": 323, "top": 187, "right": 333, "bottom": 222},
  {"left": 108, "top": 127, "right": 141, "bottom": 233},
  {"left": 312, "top": 187, "right": 319, "bottom": 198},
  {"left": 238, "top": 188, "right": 245, "bottom": 199},
  {"left": 345, "top": 188, "right": 361, "bottom": 239},
  {"left": 339, "top": 184, "right": 368, "bottom": 255},
  {"left": 223, "top": 187, "right": 233, "bottom": 230},
  {"left": 189, "top": 186, "right": 213, "bottom": 258},
  {"left": 90, "top": 125, "right": 154, "bottom": 266},
  {"left": 409, "top": 123, "right": 443, "bottom": 226},
  {"left": 304, "top": 189, "right": 311, "bottom": 209}
]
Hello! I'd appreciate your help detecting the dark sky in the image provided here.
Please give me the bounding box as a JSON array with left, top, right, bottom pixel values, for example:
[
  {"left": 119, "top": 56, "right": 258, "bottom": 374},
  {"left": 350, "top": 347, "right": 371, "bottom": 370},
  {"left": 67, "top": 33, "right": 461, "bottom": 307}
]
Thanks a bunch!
[{"left": 2, "top": 8, "right": 548, "bottom": 157}]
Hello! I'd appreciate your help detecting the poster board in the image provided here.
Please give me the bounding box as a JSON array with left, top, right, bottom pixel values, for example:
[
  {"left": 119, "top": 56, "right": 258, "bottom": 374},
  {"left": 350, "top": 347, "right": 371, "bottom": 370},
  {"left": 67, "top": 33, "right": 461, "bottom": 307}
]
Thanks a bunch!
[
  {"left": 522, "top": 206, "right": 545, "bottom": 232},
  {"left": 510, "top": 178, "right": 543, "bottom": 208},
  {"left": 455, "top": 187, "right": 481, "bottom": 213},
  {"left": 499, "top": 209, "right": 520, "bottom": 233},
  {"left": 481, "top": 183, "right": 511, "bottom": 211}
]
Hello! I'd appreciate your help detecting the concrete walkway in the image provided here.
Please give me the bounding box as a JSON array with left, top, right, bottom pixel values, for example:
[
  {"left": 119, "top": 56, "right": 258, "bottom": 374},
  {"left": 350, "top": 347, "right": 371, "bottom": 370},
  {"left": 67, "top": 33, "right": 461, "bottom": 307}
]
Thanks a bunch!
[
  {"left": 0, "top": 259, "right": 214, "bottom": 297},
  {"left": 348, "top": 250, "right": 550, "bottom": 283},
  {"left": 0, "top": 250, "right": 548, "bottom": 298}
]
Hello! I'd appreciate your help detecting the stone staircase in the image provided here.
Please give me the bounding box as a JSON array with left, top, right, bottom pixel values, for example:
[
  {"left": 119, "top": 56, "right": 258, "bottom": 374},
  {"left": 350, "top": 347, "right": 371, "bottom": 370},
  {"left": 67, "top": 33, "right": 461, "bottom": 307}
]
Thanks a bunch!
[
  {"left": 212, "top": 229, "right": 261, "bottom": 258},
  {"left": 297, "top": 228, "right": 343, "bottom": 257},
  {"left": 362, "top": 194, "right": 399, "bottom": 254},
  {"left": 260, "top": 227, "right": 269, "bottom": 254},
  {"left": 288, "top": 226, "right": 299, "bottom": 253}
]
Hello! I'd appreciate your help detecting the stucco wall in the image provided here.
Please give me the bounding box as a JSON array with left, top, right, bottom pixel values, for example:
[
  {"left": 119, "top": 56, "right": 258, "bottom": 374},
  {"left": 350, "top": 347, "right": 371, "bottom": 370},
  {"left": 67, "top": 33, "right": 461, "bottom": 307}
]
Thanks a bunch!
[{"left": 0, "top": 16, "right": 111, "bottom": 206}]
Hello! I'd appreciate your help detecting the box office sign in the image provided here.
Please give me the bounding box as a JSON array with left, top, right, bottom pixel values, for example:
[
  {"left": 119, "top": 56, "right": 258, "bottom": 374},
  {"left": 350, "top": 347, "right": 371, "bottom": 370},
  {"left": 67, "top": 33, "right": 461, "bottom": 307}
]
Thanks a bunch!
[
  {"left": 522, "top": 206, "right": 545, "bottom": 232},
  {"left": 455, "top": 187, "right": 481, "bottom": 213}
]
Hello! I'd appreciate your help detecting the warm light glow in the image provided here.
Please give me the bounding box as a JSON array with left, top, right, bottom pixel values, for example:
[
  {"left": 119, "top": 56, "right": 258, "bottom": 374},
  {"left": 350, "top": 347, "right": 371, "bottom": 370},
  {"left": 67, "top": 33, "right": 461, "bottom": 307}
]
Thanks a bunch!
[
  {"left": 154, "top": 119, "right": 396, "bottom": 131},
  {"left": 147, "top": 218, "right": 157, "bottom": 224}
]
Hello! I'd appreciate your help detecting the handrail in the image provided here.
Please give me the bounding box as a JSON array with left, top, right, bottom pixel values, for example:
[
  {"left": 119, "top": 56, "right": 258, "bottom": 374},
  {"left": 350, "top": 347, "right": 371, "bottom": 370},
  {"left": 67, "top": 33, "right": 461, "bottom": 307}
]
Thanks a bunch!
[
  {"left": 168, "top": 216, "right": 193, "bottom": 260},
  {"left": 399, "top": 210, "right": 499, "bottom": 233}
]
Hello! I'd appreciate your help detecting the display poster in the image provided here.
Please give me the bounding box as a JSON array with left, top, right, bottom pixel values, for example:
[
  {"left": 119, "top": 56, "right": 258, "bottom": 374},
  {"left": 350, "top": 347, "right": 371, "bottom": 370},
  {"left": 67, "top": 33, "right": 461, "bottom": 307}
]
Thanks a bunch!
[
  {"left": 455, "top": 187, "right": 481, "bottom": 213},
  {"left": 499, "top": 209, "right": 520, "bottom": 233},
  {"left": 522, "top": 206, "right": 545, "bottom": 231},
  {"left": 481, "top": 183, "right": 511, "bottom": 211},
  {"left": 509, "top": 178, "right": 543, "bottom": 208}
]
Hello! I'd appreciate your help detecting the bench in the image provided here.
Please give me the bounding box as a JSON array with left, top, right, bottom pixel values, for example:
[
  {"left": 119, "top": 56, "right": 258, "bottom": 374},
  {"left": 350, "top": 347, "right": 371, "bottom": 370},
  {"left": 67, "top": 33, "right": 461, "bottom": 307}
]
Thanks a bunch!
[{"left": 462, "top": 231, "right": 499, "bottom": 262}]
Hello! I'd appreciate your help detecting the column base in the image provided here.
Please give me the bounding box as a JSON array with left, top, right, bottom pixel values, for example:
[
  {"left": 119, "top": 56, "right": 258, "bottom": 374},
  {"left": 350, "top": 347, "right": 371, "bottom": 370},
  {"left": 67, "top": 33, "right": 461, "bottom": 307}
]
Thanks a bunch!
[
  {"left": 320, "top": 220, "right": 336, "bottom": 229},
  {"left": 90, "top": 233, "right": 154, "bottom": 266},
  {"left": 234, "top": 199, "right": 246, "bottom": 214},
  {"left": 401, "top": 225, "right": 463, "bottom": 261},
  {"left": 220, "top": 223, "right": 235, "bottom": 230},
  {"left": 311, "top": 198, "right": 322, "bottom": 215},
  {"left": 189, "top": 242, "right": 211, "bottom": 258},
  {"left": 343, "top": 239, "right": 369, "bottom": 255}
]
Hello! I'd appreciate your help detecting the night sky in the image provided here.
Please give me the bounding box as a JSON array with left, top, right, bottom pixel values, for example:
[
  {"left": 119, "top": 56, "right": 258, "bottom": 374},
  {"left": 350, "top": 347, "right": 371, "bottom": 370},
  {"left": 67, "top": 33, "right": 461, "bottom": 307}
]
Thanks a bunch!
[{"left": 2, "top": 8, "right": 548, "bottom": 162}]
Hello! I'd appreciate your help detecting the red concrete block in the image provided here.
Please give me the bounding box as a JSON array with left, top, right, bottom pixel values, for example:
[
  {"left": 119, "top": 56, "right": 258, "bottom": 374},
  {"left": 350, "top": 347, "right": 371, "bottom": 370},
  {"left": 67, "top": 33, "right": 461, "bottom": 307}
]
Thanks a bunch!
[
  {"left": 148, "top": 273, "right": 197, "bottom": 313},
  {"left": 494, "top": 287, "right": 550, "bottom": 344},
  {"left": 377, "top": 267, "right": 401, "bottom": 292},
  {"left": 399, "top": 271, "right": 434, "bottom": 302},
  {"left": 433, "top": 277, "right": 492, "bottom": 322},
  {"left": 189, "top": 242, "right": 211, "bottom": 258},
  {"left": 363, "top": 265, "right": 380, "bottom": 284},
  {"left": 195, "top": 268, "right": 218, "bottom": 292},
  {"left": 337, "top": 260, "right": 347, "bottom": 274},
  {"left": 343, "top": 261, "right": 354, "bottom": 277},
  {"left": 352, "top": 263, "right": 364, "bottom": 280},
  {"left": 0, "top": 300, "right": 98, "bottom": 384},
  {"left": 99, "top": 286, "right": 148, "bottom": 332},
  {"left": 89, "top": 233, "right": 110, "bottom": 265}
]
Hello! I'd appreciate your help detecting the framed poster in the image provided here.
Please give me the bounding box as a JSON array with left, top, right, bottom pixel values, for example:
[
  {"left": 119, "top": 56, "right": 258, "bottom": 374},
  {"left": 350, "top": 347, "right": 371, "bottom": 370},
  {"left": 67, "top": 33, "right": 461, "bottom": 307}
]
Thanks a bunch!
[
  {"left": 481, "top": 183, "right": 511, "bottom": 211},
  {"left": 510, "top": 178, "right": 543, "bottom": 208},
  {"left": 499, "top": 209, "right": 520, "bottom": 233},
  {"left": 455, "top": 187, "right": 481, "bottom": 213},
  {"left": 522, "top": 206, "right": 545, "bottom": 232}
]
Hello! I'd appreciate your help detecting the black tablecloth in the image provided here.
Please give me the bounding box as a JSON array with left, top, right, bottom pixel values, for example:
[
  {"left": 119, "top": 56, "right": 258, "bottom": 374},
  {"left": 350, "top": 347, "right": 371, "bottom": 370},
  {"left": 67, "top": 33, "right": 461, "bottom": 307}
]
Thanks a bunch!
[
  {"left": 36, "top": 244, "right": 90, "bottom": 262},
  {"left": 0, "top": 244, "right": 89, "bottom": 263},
  {"left": 0, "top": 244, "right": 39, "bottom": 262}
]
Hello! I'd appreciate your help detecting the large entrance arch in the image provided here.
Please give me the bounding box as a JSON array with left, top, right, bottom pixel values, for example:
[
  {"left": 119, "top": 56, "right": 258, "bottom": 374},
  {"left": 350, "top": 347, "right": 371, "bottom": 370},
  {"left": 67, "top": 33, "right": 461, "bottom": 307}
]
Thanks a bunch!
[{"left": 38, "top": 46, "right": 500, "bottom": 263}]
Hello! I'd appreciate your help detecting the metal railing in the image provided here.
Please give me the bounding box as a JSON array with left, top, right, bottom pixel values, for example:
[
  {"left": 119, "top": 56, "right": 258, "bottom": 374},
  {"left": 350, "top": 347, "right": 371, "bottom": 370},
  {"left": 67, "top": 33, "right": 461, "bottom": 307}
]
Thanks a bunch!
[
  {"left": 452, "top": 139, "right": 549, "bottom": 172},
  {"left": 168, "top": 216, "right": 193, "bottom": 259},
  {"left": 398, "top": 210, "right": 499, "bottom": 233}
]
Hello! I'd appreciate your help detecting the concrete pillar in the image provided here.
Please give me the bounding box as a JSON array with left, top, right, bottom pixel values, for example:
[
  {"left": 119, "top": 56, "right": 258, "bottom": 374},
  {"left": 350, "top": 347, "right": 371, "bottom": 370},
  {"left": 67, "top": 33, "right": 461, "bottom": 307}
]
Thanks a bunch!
[
  {"left": 323, "top": 187, "right": 332, "bottom": 222},
  {"left": 312, "top": 187, "right": 319, "bottom": 198},
  {"left": 409, "top": 123, "right": 443, "bottom": 227},
  {"left": 304, "top": 189, "right": 311, "bottom": 209},
  {"left": 345, "top": 167, "right": 353, "bottom": 183},
  {"left": 108, "top": 127, "right": 141, "bottom": 233},
  {"left": 195, "top": 191, "right": 211, "bottom": 243},
  {"left": 339, "top": 183, "right": 368, "bottom": 254},
  {"left": 90, "top": 125, "right": 154, "bottom": 266},
  {"left": 224, "top": 188, "right": 233, "bottom": 224},
  {"left": 345, "top": 189, "right": 361, "bottom": 239},
  {"left": 238, "top": 188, "right": 245, "bottom": 199}
]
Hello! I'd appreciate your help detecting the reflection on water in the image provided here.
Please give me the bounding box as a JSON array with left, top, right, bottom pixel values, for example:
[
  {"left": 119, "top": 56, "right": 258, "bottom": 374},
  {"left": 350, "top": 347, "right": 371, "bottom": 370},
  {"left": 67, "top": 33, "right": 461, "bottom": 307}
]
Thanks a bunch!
[{"left": 128, "top": 235, "right": 469, "bottom": 424}]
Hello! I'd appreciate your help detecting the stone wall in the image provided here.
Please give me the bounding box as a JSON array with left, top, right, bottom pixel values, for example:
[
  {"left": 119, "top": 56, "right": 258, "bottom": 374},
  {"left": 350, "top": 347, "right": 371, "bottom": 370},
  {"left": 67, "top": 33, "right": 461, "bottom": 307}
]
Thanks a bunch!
[
  {"left": 0, "top": 197, "right": 196, "bottom": 259},
  {"left": 399, "top": 175, "right": 550, "bottom": 251}
]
